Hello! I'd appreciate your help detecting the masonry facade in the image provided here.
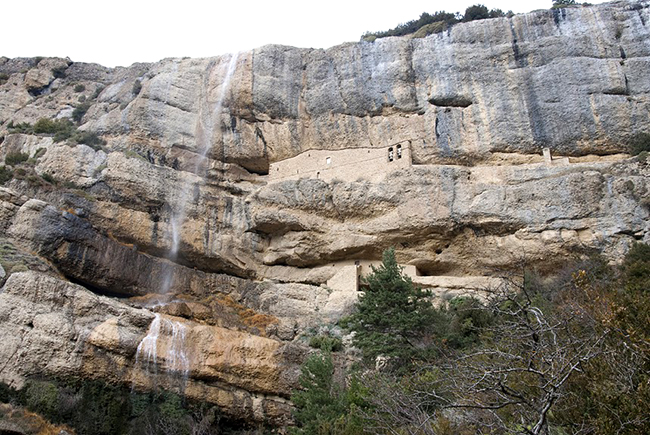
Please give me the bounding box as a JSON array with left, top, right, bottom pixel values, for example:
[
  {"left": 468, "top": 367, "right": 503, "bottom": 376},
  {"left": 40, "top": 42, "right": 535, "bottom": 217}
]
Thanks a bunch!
[{"left": 268, "top": 141, "right": 412, "bottom": 183}]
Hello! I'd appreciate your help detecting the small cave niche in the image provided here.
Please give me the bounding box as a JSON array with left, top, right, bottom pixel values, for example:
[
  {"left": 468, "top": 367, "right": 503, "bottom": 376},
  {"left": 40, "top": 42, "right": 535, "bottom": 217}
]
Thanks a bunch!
[
  {"left": 66, "top": 275, "right": 132, "bottom": 300},
  {"left": 428, "top": 96, "right": 473, "bottom": 108}
]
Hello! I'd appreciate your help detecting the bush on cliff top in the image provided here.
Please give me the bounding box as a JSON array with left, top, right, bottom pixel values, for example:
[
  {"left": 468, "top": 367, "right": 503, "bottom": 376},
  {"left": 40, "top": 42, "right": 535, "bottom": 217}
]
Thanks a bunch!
[{"left": 361, "top": 4, "right": 511, "bottom": 41}]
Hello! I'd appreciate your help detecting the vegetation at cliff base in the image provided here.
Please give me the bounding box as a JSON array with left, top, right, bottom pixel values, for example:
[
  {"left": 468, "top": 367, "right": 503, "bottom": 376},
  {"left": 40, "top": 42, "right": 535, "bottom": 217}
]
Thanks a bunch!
[
  {"left": 291, "top": 245, "right": 650, "bottom": 434},
  {"left": 0, "top": 378, "right": 224, "bottom": 435}
]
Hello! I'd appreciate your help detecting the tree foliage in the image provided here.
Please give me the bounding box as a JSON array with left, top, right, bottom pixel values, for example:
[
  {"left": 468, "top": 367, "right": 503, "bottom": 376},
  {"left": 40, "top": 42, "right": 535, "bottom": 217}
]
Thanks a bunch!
[
  {"left": 1, "top": 378, "right": 221, "bottom": 435},
  {"left": 342, "top": 248, "right": 438, "bottom": 366},
  {"left": 553, "top": 0, "right": 576, "bottom": 6},
  {"left": 362, "top": 5, "right": 510, "bottom": 42},
  {"left": 290, "top": 353, "right": 367, "bottom": 435},
  {"left": 299, "top": 244, "right": 650, "bottom": 434}
]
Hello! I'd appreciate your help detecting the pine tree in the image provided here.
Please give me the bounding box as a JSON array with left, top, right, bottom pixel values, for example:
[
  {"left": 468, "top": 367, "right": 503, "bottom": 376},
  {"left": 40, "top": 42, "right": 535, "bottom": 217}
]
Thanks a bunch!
[
  {"left": 290, "top": 353, "right": 367, "bottom": 435},
  {"left": 553, "top": 0, "right": 576, "bottom": 6},
  {"left": 342, "top": 248, "right": 436, "bottom": 366}
]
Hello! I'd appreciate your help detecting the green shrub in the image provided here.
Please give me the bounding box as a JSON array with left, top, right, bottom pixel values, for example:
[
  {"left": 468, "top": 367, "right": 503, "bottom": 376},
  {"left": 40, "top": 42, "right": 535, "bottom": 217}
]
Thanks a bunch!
[
  {"left": 362, "top": 6, "right": 509, "bottom": 42},
  {"left": 91, "top": 85, "right": 104, "bottom": 99},
  {"left": 33, "top": 118, "right": 74, "bottom": 141},
  {"left": 553, "top": 0, "right": 577, "bottom": 7},
  {"left": 73, "top": 84, "right": 86, "bottom": 92},
  {"left": 132, "top": 80, "right": 142, "bottom": 95},
  {"left": 33, "top": 117, "right": 59, "bottom": 134},
  {"left": 0, "top": 166, "right": 12, "bottom": 185},
  {"left": 22, "top": 380, "right": 60, "bottom": 418},
  {"left": 463, "top": 4, "right": 490, "bottom": 21},
  {"left": 40, "top": 172, "right": 56, "bottom": 184},
  {"left": 291, "top": 353, "right": 368, "bottom": 435},
  {"left": 443, "top": 296, "right": 493, "bottom": 348},
  {"left": 31, "top": 116, "right": 104, "bottom": 146},
  {"left": 7, "top": 121, "right": 33, "bottom": 134},
  {"left": 363, "top": 11, "right": 459, "bottom": 41},
  {"left": 74, "top": 130, "right": 106, "bottom": 149},
  {"left": 7, "top": 377, "right": 221, "bottom": 435},
  {"left": 5, "top": 151, "right": 29, "bottom": 166},
  {"left": 309, "top": 335, "right": 343, "bottom": 352},
  {"left": 0, "top": 381, "right": 17, "bottom": 403},
  {"left": 72, "top": 102, "right": 91, "bottom": 124},
  {"left": 0, "top": 73, "right": 8, "bottom": 85},
  {"left": 27, "top": 175, "right": 42, "bottom": 185},
  {"left": 53, "top": 127, "right": 75, "bottom": 142}
]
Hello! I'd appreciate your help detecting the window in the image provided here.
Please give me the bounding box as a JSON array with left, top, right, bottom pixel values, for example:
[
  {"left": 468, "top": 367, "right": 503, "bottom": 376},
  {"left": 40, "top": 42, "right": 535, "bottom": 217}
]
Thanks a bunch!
[
  {"left": 396, "top": 144, "right": 402, "bottom": 159},
  {"left": 326, "top": 157, "right": 332, "bottom": 165},
  {"left": 388, "top": 147, "right": 394, "bottom": 162}
]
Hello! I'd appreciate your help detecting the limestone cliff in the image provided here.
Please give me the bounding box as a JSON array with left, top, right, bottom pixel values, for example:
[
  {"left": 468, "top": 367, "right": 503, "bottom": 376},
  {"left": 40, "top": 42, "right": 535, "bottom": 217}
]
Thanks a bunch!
[{"left": 0, "top": 0, "right": 649, "bottom": 426}]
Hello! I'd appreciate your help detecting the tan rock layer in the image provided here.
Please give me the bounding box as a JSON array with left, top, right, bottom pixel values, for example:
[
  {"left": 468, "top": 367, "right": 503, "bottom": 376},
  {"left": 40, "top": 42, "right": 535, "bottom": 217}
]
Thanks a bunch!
[{"left": 0, "top": 271, "right": 303, "bottom": 424}]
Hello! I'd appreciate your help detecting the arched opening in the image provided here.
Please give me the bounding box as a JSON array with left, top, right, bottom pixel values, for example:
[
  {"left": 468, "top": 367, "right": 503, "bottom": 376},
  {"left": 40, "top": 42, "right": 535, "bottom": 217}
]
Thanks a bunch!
[
  {"left": 396, "top": 144, "right": 402, "bottom": 159},
  {"left": 388, "top": 147, "right": 394, "bottom": 162}
]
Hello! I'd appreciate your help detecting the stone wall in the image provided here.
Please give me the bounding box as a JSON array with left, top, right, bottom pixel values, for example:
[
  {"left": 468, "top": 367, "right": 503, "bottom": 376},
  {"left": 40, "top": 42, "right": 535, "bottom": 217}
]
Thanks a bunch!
[{"left": 269, "top": 141, "right": 412, "bottom": 183}]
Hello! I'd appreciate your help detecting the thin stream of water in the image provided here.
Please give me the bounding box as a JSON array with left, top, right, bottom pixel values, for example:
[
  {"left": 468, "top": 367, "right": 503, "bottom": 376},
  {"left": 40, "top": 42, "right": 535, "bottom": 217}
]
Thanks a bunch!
[
  {"left": 134, "top": 54, "right": 240, "bottom": 390},
  {"left": 161, "top": 52, "right": 240, "bottom": 294}
]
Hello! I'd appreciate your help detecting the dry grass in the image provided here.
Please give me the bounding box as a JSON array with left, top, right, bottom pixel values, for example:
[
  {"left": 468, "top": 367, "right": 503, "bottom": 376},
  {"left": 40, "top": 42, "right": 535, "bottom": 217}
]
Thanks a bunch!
[
  {"left": 0, "top": 403, "right": 75, "bottom": 435},
  {"left": 215, "top": 294, "right": 279, "bottom": 334}
]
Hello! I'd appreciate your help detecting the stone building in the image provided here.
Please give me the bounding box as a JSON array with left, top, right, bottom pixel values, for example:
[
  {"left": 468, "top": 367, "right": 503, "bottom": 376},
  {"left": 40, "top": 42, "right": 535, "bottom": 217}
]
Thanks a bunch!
[{"left": 269, "top": 141, "right": 412, "bottom": 183}]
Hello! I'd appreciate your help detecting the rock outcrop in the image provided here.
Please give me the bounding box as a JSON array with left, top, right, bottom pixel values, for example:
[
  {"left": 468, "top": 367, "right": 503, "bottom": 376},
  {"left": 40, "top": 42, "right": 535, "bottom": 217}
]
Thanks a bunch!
[
  {"left": 0, "top": 0, "right": 649, "bottom": 427},
  {"left": 0, "top": 271, "right": 308, "bottom": 424}
]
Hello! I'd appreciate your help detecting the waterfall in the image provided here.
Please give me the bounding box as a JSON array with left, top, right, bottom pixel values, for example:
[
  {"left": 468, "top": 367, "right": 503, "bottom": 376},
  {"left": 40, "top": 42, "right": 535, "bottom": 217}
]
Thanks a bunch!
[
  {"left": 161, "top": 52, "right": 240, "bottom": 293},
  {"left": 135, "top": 313, "right": 190, "bottom": 386}
]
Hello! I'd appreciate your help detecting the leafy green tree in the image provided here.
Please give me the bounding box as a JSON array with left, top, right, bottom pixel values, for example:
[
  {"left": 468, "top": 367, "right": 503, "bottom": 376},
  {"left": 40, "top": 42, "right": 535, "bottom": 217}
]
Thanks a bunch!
[
  {"left": 463, "top": 5, "right": 490, "bottom": 21},
  {"left": 342, "top": 248, "right": 437, "bottom": 366},
  {"left": 291, "top": 353, "right": 367, "bottom": 435},
  {"left": 552, "top": 0, "right": 576, "bottom": 7}
]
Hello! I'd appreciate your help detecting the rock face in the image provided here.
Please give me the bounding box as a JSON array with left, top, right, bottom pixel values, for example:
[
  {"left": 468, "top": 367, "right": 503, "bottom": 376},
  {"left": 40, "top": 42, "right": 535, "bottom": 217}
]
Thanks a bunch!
[
  {"left": 0, "top": 0, "right": 649, "bottom": 427},
  {"left": 0, "top": 271, "right": 304, "bottom": 424}
]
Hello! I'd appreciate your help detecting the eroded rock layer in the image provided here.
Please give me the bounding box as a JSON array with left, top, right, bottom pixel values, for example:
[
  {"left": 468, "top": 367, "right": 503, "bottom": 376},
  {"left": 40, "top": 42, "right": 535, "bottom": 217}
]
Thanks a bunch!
[{"left": 0, "top": 0, "right": 649, "bottom": 426}]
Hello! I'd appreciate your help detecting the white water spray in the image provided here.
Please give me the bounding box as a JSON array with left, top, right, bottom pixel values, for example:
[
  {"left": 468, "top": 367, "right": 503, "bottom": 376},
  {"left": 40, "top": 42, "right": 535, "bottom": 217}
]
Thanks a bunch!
[
  {"left": 135, "top": 313, "right": 190, "bottom": 384},
  {"left": 161, "top": 52, "right": 240, "bottom": 293}
]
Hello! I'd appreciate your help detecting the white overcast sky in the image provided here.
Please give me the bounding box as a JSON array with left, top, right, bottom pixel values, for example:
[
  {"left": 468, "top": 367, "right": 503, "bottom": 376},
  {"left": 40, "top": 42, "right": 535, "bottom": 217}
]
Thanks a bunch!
[{"left": 4, "top": 0, "right": 609, "bottom": 68}]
